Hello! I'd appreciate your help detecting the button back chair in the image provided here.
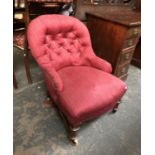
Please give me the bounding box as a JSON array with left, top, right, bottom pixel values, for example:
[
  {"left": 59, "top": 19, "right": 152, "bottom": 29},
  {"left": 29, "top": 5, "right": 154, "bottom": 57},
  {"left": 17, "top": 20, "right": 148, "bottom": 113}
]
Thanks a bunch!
[{"left": 27, "top": 15, "right": 127, "bottom": 145}]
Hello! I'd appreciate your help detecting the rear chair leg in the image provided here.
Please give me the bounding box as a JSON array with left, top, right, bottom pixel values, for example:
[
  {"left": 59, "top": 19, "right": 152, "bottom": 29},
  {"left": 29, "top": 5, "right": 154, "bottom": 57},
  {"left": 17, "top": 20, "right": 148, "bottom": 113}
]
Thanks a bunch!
[
  {"left": 13, "top": 72, "right": 18, "bottom": 89},
  {"left": 24, "top": 35, "right": 32, "bottom": 84},
  {"left": 46, "top": 90, "right": 51, "bottom": 100},
  {"left": 42, "top": 90, "right": 53, "bottom": 108},
  {"left": 112, "top": 100, "right": 121, "bottom": 113}
]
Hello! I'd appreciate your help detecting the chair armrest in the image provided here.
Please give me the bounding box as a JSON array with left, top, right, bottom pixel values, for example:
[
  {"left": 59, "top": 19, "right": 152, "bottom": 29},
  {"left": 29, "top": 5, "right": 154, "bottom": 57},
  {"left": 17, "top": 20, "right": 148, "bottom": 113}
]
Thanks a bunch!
[
  {"left": 88, "top": 56, "right": 112, "bottom": 73},
  {"left": 36, "top": 55, "right": 63, "bottom": 92},
  {"left": 43, "top": 67, "right": 63, "bottom": 92}
]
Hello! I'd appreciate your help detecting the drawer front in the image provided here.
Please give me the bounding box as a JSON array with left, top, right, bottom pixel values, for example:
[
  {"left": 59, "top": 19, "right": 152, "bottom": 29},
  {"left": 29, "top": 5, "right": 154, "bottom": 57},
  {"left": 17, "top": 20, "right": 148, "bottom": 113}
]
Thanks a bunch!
[
  {"left": 126, "top": 27, "right": 141, "bottom": 39},
  {"left": 119, "top": 49, "right": 134, "bottom": 65},
  {"left": 122, "top": 38, "right": 137, "bottom": 49},
  {"left": 115, "top": 64, "right": 129, "bottom": 77}
]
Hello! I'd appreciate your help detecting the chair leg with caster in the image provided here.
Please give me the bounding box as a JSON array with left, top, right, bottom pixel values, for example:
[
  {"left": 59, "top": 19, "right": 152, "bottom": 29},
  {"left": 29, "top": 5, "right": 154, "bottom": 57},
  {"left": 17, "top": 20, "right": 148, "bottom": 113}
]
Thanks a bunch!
[
  {"left": 24, "top": 37, "right": 32, "bottom": 84},
  {"left": 44, "top": 91, "right": 80, "bottom": 145},
  {"left": 23, "top": 52, "right": 32, "bottom": 84},
  {"left": 68, "top": 126, "right": 80, "bottom": 145},
  {"left": 112, "top": 100, "right": 121, "bottom": 113},
  {"left": 13, "top": 72, "right": 18, "bottom": 89},
  {"left": 42, "top": 90, "right": 53, "bottom": 108}
]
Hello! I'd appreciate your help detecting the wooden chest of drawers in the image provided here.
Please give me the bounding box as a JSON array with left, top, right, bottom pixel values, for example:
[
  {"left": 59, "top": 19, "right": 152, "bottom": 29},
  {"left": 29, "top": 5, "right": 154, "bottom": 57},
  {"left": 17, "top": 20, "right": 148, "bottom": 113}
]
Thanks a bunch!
[{"left": 86, "top": 10, "right": 141, "bottom": 80}]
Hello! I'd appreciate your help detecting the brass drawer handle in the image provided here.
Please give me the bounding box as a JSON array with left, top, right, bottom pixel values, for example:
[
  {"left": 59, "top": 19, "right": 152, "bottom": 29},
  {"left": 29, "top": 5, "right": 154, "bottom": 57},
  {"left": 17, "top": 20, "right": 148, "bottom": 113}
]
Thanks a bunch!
[
  {"left": 132, "top": 28, "right": 139, "bottom": 36},
  {"left": 121, "top": 67, "right": 126, "bottom": 74},
  {"left": 128, "top": 40, "right": 133, "bottom": 47},
  {"left": 125, "top": 53, "right": 130, "bottom": 60}
]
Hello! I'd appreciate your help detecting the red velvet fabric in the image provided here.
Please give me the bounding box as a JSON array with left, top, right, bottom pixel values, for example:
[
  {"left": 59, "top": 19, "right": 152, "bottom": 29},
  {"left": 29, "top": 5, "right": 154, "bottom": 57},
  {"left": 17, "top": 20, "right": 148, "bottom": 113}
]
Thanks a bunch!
[
  {"left": 57, "top": 66, "right": 126, "bottom": 125},
  {"left": 27, "top": 15, "right": 127, "bottom": 126}
]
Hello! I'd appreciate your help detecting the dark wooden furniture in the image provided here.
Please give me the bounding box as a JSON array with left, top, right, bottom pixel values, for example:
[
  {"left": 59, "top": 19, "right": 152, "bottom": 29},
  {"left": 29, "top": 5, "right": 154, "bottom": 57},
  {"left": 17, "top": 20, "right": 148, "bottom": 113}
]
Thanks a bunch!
[
  {"left": 26, "top": 0, "right": 73, "bottom": 21},
  {"left": 14, "top": 0, "right": 25, "bottom": 29},
  {"left": 135, "top": 0, "right": 141, "bottom": 11},
  {"left": 86, "top": 10, "right": 141, "bottom": 80},
  {"left": 73, "top": 0, "right": 135, "bottom": 21},
  {"left": 131, "top": 0, "right": 141, "bottom": 68},
  {"left": 131, "top": 38, "right": 141, "bottom": 68}
]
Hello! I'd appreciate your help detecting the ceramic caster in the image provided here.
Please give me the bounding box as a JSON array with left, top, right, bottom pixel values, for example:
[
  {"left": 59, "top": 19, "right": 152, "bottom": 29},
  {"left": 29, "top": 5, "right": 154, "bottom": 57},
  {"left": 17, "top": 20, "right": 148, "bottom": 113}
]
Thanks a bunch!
[
  {"left": 117, "top": 101, "right": 121, "bottom": 104},
  {"left": 70, "top": 137, "right": 78, "bottom": 145},
  {"left": 112, "top": 108, "right": 117, "bottom": 113},
  {"left": 47, "top": 97, "right": 51, "bottom": 101},
  {"left": 43, "top": 97, "right": 53, "bottom": 108},
  {"left": 112, "top": 100, "right": 121, "bottom": 113}
]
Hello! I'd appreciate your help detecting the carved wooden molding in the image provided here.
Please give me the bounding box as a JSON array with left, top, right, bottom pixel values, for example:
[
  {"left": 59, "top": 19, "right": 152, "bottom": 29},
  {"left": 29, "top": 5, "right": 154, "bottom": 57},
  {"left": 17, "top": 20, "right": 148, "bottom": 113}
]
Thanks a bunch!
[{"left": 83, "top": 0, "right": 134, "bottom": 5}]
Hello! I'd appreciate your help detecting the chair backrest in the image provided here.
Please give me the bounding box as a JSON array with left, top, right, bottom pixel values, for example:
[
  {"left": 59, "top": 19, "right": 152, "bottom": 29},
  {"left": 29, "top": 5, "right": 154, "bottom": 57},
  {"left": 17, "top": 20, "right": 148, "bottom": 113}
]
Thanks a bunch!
[{"left": 27, "top": 15, "right": 93, "bottom": 71}]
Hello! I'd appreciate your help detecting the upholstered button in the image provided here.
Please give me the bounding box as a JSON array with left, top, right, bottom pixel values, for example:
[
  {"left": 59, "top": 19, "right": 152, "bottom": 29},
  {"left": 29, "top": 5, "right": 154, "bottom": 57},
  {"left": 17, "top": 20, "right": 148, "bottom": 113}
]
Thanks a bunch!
[
  {"left": 75, "top": 34, "right": 79, "bottom": 38},
  {"left": 81, "top": 43, "right": 86, "bottom": 46},
  {"left": 59, "top": 42, "right": 64, "bottom": 46},
  {"left": 70, "top": 41, "right": 74, "bottom": 45},
  {"left": 45, "top": 31, "right": 48, "bottom": 35},
  {"left": 57, "top": 52, "right": 61, "bottom": 55},
  {"left": 63, "top": 33, "right": 67, "bottom": 38},
  {"left": 43, "top": 38, "right": 47, "bottom": 44},
  {"left": 67, "top": 50, "right": 72, "bottom": 53},
  {"left": 57, "top": 33, "right": 62, "bottom": 37},
  {"left": 50, "top": 57, "right": 53, "bottom": 61},
  {"left": 51, "top": 35, "right": 55, "bottom": 40},
  {"left": 47, "top": 43, "right": 50, "bottom": 48}
]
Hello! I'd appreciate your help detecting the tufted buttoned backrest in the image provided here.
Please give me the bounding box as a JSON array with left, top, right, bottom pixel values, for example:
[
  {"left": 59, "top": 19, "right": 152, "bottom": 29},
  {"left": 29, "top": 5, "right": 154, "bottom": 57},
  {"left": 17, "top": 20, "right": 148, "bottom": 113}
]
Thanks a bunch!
[{"left": 27, "top": 15, "right": 93, "bottom": 71}]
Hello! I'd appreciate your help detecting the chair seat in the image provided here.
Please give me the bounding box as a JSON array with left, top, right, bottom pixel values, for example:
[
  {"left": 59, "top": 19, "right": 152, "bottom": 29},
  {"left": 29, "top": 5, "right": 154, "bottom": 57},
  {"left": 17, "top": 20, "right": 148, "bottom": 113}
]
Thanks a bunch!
[{"left": 57, "top": 66, "right": 127, "bottom": 126}]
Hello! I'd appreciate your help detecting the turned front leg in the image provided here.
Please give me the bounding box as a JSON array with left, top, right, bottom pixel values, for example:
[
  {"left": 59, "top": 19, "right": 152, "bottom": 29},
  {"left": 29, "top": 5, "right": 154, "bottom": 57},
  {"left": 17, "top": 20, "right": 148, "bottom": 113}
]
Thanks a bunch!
[
  {"left": 112, "top": 100, "right": 121, "bottom": 113},
  {"left": 68, "top": 125, "right": 80, "bottom": 145}
]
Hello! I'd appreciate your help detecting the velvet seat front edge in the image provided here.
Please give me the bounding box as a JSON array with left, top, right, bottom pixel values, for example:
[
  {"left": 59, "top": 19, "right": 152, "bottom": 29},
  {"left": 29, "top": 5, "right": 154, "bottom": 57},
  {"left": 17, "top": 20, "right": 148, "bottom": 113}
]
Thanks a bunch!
[
  {"left": 57, "top": 66, "right": 127, "bottom": 126},
  {"left": 27, "top": 14, "right": 127, "bottom": 144}
]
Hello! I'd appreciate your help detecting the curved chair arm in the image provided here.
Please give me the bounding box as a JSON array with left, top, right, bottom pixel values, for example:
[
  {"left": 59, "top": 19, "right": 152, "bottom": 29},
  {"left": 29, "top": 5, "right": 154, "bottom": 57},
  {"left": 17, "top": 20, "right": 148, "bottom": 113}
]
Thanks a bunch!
[
  {"left": 43, "top": 67, "right": 63, "bottom": 92},
  {"left": 35, "top": 55, "right": 63, "bottom": 92},
  {"left": 88, "top": 56, "right": 112, "bottom": 73}
]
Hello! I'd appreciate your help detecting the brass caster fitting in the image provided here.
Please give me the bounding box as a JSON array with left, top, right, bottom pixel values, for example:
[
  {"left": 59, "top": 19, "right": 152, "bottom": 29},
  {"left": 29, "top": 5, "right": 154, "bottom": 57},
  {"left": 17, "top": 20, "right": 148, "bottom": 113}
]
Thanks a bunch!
[
  {"left": 70, "top": 137, "right": 78, "bottom": 145},
  {"left": 112, "top": 108, "right": 117, "bottom": 113}
]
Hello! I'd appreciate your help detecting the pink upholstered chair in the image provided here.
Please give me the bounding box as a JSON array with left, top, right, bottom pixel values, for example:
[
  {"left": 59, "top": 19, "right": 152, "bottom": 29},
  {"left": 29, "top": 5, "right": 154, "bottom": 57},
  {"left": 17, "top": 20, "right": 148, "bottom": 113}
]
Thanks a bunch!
[{"left": 27, "top": 15, "right": 127, "bottom": 145}]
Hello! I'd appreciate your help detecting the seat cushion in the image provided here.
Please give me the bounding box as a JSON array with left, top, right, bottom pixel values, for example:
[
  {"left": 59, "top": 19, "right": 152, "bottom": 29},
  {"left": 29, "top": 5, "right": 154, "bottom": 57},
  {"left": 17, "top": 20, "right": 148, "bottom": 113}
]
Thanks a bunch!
[{"left": 57, "top": 66, "right": 127, "bottom": 126}]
